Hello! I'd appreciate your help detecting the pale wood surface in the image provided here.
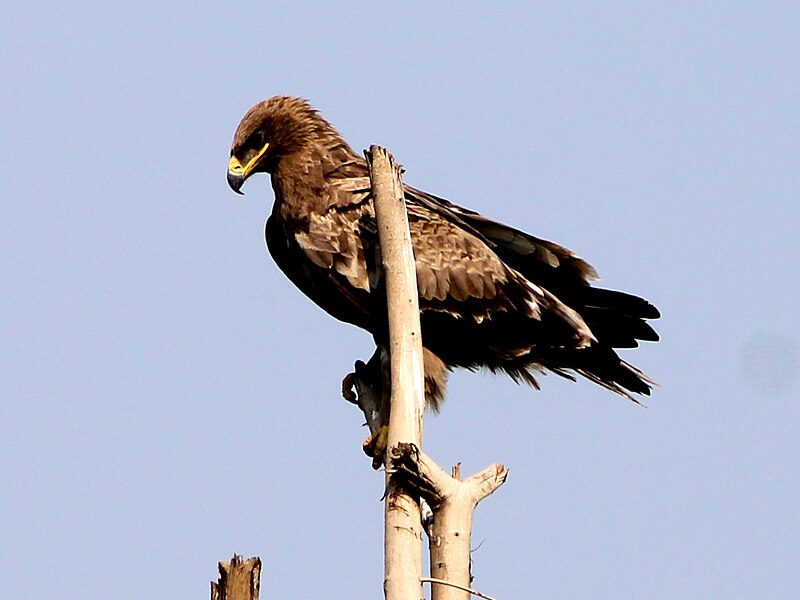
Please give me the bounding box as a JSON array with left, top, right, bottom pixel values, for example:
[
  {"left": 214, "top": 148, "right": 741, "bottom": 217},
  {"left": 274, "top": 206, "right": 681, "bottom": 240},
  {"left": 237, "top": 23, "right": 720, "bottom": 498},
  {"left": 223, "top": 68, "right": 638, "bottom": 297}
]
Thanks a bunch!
[{"left": 366, "top": 145, "right": 425, "bottom": 600}]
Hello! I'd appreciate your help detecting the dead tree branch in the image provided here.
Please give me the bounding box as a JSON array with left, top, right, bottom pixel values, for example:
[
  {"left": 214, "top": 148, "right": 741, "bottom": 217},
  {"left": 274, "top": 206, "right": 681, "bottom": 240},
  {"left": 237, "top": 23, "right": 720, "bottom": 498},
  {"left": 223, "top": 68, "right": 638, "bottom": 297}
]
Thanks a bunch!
[
  {"left": 366, "top": 145, "right": 425, "bottom": 600},
  {"left": 387, "top": 445, "right": 508, "bottom": 600},
  {"left": 340, "top": 145, "right": 507, "bottom": 600}
]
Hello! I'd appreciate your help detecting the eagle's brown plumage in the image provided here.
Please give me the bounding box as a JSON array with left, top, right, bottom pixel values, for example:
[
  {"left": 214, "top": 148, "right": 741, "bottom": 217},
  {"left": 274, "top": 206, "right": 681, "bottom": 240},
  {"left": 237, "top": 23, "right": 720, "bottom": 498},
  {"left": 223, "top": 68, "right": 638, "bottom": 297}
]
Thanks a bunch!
[{"left": 227, "top": 96, "right": 659, "bottom": 410}]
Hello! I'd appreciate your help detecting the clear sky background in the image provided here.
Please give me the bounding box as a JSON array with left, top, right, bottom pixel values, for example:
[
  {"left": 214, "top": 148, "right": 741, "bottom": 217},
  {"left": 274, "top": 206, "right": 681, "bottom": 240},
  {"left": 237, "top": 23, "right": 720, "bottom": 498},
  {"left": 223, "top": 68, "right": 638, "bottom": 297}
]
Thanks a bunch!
[{"left": 2, "top": 3, "right": 798, "bottom": 599}]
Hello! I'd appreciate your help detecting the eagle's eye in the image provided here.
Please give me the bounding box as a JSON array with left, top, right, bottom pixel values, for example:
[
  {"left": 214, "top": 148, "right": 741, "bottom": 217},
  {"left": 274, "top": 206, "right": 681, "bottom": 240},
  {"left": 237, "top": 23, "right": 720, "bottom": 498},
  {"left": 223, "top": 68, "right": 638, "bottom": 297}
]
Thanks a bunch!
[{"left": 247, "top": 130, "right": 265, "bottom": 149}]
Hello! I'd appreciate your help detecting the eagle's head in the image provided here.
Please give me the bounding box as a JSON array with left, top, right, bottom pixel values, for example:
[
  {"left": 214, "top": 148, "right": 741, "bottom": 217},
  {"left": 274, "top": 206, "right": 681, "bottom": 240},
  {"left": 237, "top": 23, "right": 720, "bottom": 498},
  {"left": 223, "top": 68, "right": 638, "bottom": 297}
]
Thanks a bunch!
[{"left": 227, "top": 96, "right": 338, "bottom": 194}]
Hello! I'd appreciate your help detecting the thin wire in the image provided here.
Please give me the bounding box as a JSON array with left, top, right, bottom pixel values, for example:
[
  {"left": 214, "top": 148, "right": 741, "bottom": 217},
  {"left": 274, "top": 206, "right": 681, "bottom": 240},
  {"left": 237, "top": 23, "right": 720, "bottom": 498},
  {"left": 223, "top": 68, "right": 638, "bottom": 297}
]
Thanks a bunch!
[{"left": 421, "top": 577, "right": 497, "bottom": 600}]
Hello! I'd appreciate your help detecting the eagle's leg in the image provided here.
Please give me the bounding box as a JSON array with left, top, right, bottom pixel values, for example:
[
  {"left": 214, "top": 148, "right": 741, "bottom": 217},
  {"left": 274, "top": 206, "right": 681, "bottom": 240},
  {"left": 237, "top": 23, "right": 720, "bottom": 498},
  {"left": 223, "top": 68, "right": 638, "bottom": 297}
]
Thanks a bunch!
[
  {"left": 342, "top": 347, "right": 391, "bottom": 469},
  {"left": 364, "top": 347, "right": 391, "bottom": 469},
  {"left": 343, "top": 347, "right": 446, "bottom": 468}
]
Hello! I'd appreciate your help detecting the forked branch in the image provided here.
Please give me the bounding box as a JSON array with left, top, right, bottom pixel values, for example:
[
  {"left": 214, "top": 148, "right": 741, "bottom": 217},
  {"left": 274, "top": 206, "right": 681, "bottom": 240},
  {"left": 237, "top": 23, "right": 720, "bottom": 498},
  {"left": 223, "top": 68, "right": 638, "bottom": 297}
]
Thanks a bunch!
[{"left": 342, "top": 145, "right": 507, "bottom": 600}]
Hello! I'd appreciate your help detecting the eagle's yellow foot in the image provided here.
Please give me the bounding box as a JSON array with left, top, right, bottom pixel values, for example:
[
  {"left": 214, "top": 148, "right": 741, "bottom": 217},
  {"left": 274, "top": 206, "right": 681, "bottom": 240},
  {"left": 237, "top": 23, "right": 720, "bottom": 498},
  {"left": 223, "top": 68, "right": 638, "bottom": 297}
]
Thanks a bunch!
[{"left": 363, "top": 424, "right": 389, "bottom": 469}]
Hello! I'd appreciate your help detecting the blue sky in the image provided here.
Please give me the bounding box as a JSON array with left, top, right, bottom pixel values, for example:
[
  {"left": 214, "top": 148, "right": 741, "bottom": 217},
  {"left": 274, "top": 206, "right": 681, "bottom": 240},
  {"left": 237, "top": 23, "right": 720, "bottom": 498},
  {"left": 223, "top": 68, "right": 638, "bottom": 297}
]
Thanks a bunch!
[{"left": 2, "top": 3, "right": 798, "bottom": 599}]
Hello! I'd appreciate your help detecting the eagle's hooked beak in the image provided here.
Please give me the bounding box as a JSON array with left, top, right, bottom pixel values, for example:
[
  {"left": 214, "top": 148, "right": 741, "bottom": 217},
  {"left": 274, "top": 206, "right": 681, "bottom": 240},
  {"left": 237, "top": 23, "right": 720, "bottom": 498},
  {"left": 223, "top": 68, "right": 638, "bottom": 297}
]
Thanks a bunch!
[
  {"left": 227, "top": 141, "right": 271, "bottom": 195},
  {"left": 227, "top": 162, "right": 245, "bottom": 195}
]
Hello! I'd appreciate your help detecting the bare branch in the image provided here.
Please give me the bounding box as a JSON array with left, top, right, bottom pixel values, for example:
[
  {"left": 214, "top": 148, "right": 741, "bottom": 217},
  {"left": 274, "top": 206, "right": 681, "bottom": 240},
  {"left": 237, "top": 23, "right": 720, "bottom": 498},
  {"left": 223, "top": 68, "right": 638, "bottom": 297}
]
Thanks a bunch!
[
  {"left": 343, "top": 145, "right": 508, "bottom": 600},
  {"left": 384, "top": 445, "right": 508, "bottom": 600},
  {"left": 366, "top": 145, "right": 425, "bottom": 600}
]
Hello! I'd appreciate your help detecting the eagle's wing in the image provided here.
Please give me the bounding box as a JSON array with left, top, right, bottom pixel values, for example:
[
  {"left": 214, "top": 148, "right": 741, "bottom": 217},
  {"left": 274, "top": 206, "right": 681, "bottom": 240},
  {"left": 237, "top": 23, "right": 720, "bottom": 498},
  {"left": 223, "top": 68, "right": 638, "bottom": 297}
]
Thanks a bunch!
[
  {"left": 404, "top": 185, "right": 659, "bottom": 348},
  {"left": 405, "top": 202, "right": 593, "bottom": 344},
  {"left": 405, "top": 184, "right": 598, "bottom": 283},
  {"left": 281, "top": 177, "right": 593, "bottom": 351}
]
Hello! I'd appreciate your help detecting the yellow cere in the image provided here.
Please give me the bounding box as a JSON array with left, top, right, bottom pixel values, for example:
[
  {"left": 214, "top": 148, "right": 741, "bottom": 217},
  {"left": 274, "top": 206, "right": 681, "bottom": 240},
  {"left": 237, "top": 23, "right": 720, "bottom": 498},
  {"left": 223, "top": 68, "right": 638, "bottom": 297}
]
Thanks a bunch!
[{"left": 228, "top": 142, "right": 270, "bottom": 176}]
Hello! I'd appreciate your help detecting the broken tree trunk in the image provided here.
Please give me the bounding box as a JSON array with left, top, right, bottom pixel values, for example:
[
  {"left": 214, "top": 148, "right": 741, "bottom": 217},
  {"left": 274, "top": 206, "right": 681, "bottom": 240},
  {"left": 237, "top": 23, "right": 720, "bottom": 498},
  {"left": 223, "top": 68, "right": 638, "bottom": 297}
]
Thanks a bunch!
[{"left": 210, "top": 554, "right": 261, "bottom": 600}]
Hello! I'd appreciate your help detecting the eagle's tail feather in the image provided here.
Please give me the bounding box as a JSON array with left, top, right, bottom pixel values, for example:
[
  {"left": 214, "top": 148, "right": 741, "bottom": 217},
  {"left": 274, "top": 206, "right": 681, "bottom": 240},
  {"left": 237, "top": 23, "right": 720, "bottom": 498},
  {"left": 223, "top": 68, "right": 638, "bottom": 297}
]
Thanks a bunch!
[{"left": 517, "top": 344, "right": 656, "bottom": 403}]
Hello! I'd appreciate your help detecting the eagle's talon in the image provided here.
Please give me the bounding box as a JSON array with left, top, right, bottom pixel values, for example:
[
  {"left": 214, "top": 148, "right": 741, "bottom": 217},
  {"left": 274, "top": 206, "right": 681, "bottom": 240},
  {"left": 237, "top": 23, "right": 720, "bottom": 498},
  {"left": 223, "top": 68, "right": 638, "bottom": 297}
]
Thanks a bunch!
[
  {"left": 341, "top": 372, "right": 358, "bottom": 404},
  {"left": 363, "top": 425, "right": 389, "bottom": 469}
]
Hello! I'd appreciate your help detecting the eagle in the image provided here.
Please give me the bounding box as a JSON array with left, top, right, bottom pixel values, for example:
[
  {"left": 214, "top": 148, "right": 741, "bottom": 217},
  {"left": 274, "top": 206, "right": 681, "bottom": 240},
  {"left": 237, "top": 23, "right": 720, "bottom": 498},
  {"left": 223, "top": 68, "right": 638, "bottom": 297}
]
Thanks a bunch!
[{"left": 227, "top": 96, "right": 659, "bottom": 412}]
